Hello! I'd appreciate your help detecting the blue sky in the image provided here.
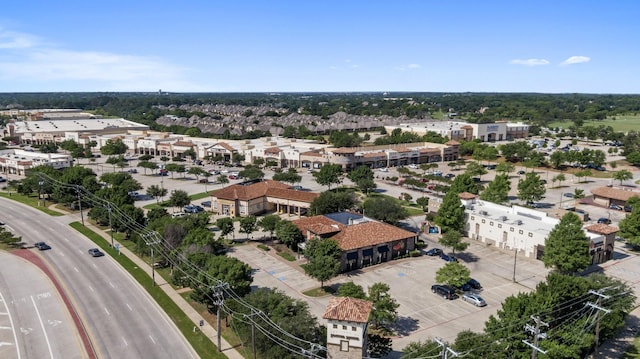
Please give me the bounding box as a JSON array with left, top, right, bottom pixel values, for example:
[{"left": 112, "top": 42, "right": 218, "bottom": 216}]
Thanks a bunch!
[{"left": 1, "top": 0, "right": 638, "bottom": 93}]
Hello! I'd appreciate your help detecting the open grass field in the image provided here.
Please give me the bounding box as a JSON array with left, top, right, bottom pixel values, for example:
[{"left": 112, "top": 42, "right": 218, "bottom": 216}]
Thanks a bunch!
[{"left": 547, "top": 114, "right": 640, "bottom": 133}]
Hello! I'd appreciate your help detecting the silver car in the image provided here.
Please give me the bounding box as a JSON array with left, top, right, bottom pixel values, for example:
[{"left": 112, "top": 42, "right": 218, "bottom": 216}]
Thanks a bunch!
[{"left": 462, "top": 293, "right": 487, "bottom": 307}]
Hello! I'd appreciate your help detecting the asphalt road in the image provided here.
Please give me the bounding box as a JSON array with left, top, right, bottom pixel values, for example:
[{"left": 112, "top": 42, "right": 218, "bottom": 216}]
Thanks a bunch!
[
  {"left": 0, "top": 198, "right": 197, "bottom": 359},
  {"left": 0, "top": 251, "right": 85, "bottom": 359}
]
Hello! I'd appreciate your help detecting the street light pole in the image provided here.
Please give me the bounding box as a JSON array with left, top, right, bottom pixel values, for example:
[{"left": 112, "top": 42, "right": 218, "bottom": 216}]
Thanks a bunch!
[
  {"left": 38, "top": 180, "right": 44, "bottom": 207},
  {"left": 76, "top": 185, "right": 85, "bottom": 226}
]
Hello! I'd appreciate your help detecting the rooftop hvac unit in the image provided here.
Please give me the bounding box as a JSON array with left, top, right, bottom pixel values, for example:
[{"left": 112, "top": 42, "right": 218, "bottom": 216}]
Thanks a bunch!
[
  {"left": 516, "top": 220, "right": 523, "bottom": 225},
  {"left": 500, "top": 216, "right": 507, "bottom": 221},
  {"left": 479, "top": 210, "right": 488, "bottom": 215}
]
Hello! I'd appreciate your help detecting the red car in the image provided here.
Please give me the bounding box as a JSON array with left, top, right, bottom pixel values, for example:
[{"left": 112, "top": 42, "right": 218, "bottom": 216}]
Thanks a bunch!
[{"left": 228, "top": 175, "right": 238, "bottom": 180}]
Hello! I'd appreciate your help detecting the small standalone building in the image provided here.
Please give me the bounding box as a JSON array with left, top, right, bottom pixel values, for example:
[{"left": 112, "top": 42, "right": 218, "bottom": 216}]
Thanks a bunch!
[
  {"left": 322, "top": 297, "right": 372, "bottom": 359},
  {"left": 293, "top": 212, "right": 417, "bottom": 271},
  {"left": 462, "top": 195, "right": 610, "bottom": 263}
]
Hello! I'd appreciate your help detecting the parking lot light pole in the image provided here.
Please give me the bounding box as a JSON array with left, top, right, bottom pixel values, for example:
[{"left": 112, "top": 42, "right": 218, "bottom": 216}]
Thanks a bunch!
[{"left": 107, "top": 203, "right": 114, "bottom": 247}]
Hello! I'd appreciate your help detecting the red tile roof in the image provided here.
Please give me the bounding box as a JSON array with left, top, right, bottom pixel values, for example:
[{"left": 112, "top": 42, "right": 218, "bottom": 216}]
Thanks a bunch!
[
  {"left": 300, "top": 150, "right": 323, "bottom": 157},
  {"left": 266, "top": 188, "right": 320, "bottom": 203},
  {"left": 459, "top": 192, "right": 477, "bottom": 200},
  {"left": 322, "top": 297, "right": 372, "bottom": 323},
  {"left": 293, "top": 215, "right": 416, "bottom": 250},
  {"left": 591, "top": 187, "right": 640, "bottom": 202},
  {"left": 173, "top": 141, "right": 194, "bottom": 147},
  {"left": 445, "top": 140, "right": 460, "bottom": 145},
  {"left": 211, "top": 180, "right": 290, "bottom": 201},
  {"left": 216, "top": 142, "right": 236, "bottom": 152},
  {"left": 585, "top": 224, "right": 619, "bottom": 235},
  {"left": 264, "top": 147, "right": 282, "bottom": 154},
  {"left": 331, "top": 148, "right": 357, "bottom": 154}
]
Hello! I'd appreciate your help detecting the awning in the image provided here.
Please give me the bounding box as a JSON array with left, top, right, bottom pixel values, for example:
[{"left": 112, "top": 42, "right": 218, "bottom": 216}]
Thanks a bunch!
[
  {"left": 346, "top": 252, "right": 358, "bottom": 260},
  {"left": 363, "top": 248, "right": 373, "bottom": 257},
  {"left": 377, "top": 246, "right": 389, "bottom": 253}
]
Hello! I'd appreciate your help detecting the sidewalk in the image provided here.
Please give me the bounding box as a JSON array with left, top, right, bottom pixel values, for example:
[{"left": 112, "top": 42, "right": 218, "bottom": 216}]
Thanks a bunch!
[{"left": 61, "top": 209, "right": 244, "bottom": 359}]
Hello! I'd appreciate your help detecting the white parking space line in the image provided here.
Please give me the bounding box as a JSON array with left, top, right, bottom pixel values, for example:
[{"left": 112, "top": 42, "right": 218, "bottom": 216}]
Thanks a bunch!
[
  {"left": 109, "top": 282, "right": 115, "bottom": 288},
  {"left": 92, "top": 263, "right": 97, "bottom": 269},
  {"left": 73, "top": 267, "right": 79, "bottom": 273},
  {"left": 30, "top": 295, "right": 53, "bottom": 359},
  {"left": 104, "top": 307, "right": 110, "bottom": 316},
  {"left": 0, "top": 291, "right": 20, "bottom": 359},
  {"left": 126, "top": 304, "right": 132, "bottom": 312},
  {"left": 88, "top": 285, "right": 94, "bottom": 293},
  {"left": 122, "top": 337, "right": 128, "bottom": 346},
  {"left": 57, "top": 252, "right": 65, "bottom": 257},
  {"left": 149, "top": 335, "right": 156, "bottom": 344}
]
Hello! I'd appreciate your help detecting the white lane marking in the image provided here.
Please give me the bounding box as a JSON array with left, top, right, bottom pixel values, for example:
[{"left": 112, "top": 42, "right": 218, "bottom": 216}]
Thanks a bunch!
[
  {"left": 74, "top": 267, "right": 79, "bottom": 273},
  {"left": 31, "top": 295, "right": 53, "bottom": 359},
  {"left": 92, "top": 263, "right": 97, "bottom": 269},
  {"left": 149, "top": 335, "right": 156, "bottom": 344},
  {"left": 0, "top": 291, "right": 20, "bottom": 359},
  {"left": 58, "top": 251, "right": 65, "bottom": 257},
  {"left": 104, "top": 307, "right": 110, "bottom": 316},
  {"left": 126, "top": 304, "right": 132, "bottom": 311},
  {"left": 122, "top": 337, "right": 128, "bottom": 346},
  {"left": 109, "top": 282, "right": 115, "bottom": 288},
  {"left": 63, "top": 237, "right": 69, "bottom": 242},
  {"left": 88, "top": 286, "right": 94, "bottom": 293},
  {"left": 0, "top": 326, "right": 12, "bottom": 329}
]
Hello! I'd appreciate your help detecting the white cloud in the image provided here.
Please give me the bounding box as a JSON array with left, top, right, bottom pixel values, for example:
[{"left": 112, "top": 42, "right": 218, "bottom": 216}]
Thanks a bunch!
[
  {"left": 407, "top": 64, "right": 421, "bottom": 69},
  {"left": 509, "top": 58, "right": 550, "bottom": 66},
  {"left": 561, "top": 56, "right": 590, "bottom": 65},
  {"left": 0, "top": 29, "right": 37, "bottom": 49},
  {"left": 0, "top": 28, "right": 201, "bottom": 91}
]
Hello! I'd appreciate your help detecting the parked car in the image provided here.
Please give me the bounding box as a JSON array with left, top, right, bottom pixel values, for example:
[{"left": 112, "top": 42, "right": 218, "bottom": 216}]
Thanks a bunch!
[
  {"left": 597, "top": 218, "right": 612, "bottom": 224},
  {"left": 228, "top": 175, "right": 238, "bottom": 180},
  {"left": 425, "top": 248, "right": 443, "bottom": 256},
  {"left": 201, "top": 200, "right": 212, "bottom": 208},
  {"left": 183, "top": 205, "right": 204, "bottom": 213},
  {"left": 127, "top": 168, "right": 138, "bottom": 174},
  {"left": 209, "top": 169, "right": 220, "bottom": 175},
  {"left": 563, "top": 192, "right": 574, "bottom": 198},
  {"left": 517, "top": 170, "right": 526, "bottom": 175},
  {"left": 466, "top": 278, "right": 482, "bottom": 289},
  {"left": 208, "top": 226, "right": 220, "bottom": 232},
  {"left": 609, "top": 204, "right": 623, "bottom": 211},
  {"left": 440, "top": 253, "right": 458, "bottom": 262},
  {"left": 291, "top": 185, "right": 304, "bottom": 191},
  {"left": 486, "top": 164, "right": 496, "bottom": 170},
  {"left": 462, "top": 293, "right": 487, "bottom": 307},
  {"left": 444, "top": 173, "right": 455, "bottom": 179},
  {"left": 624, "top": 206, "right": 633, "bottom": 212},
  {"left": 88, "top": 248, "right": 104, "bottom": 257},
  {"left": 431, "top": 284, "right": 457, "bottom": 300},
  {"left": 34, "top": 242, "right": 51, "bottom": 250},
  {"left": 378, "top": 167, "right": 388, "bottom": 172}
]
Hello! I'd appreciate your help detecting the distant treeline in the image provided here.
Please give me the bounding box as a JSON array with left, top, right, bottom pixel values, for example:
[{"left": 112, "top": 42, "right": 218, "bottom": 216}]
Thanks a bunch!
[{"left": 2, "top": 92, "right": 640, "bottom": 129}]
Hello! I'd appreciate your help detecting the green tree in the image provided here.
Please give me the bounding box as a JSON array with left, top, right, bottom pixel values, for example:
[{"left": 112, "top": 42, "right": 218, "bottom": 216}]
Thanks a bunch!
[
  {"left": 449, "top": 173, "right": 480, "bottom": 194},
  {"left": 272, "top": 167, "right": 301, "bottom": 185},
  {"left": 238, "top": 215, "right": 258, "bottom": 239},
  {"left": 613, "top": 169, "right": 633, "bottom": 185},
  {"left": 138, "top": 160, "right": 158, "bottom": 175},
  {"left": 169, "top": 189, "right": 190, "bottom": 209},
  {"left": 239, "top": 165, "right": 265, "bottom": 180},
  {"left": 435, "top": 262, "right": 471, "bottom": 288},
  {"left": 100, "top": 138, "right": 128, "bottom": 155},
  {"left": 416, "top": 197, "right": 429, "bottom": 211},
  {"left": 402, "top": 340, "right": 442, "bottom": 359},
  {"left": 552, "top": 173, "right": 566, "bottom": 188},
  {"left": 146, "top": 184, "right": 168, "bottom": 204},
  {"left": 495, "top": 162, "right": 515, "bottom": 175},
  {"left": 187, "top": 166, "right": 208, "bottom": 181},
  {"left": 438, "top": 230, "right": 469, "bottom": 254},
  {"left": 435, "top": 191, "right": 465, "bottom": 233},
  {"left": 367, "top": 282, "right": 399, "bottom": 332},
  {"left": 464, "top": 161, "right": 487, "bottom": 180},
  {"left": 217, "top": 174, "right": 229, "bottom": 187},
  {"left": 542, "top": 212, "right": 590, "bottom": 274},
  {"left": 303, "top": 238, "right": 342, "bottom": 288},
  {"left": 309, "top": 191, "right": 357, "bottom": 215},
  {"left": 275, "top": 220, "right": 304, "bottom": 249},
  {"left": 347, "top": 165, "right": 376, "bottom": 194},
  {"left": 362, "top": 196, "right": 408, "bottom": 225},
  {"left": 479, "top": 173, "right": 511, "bottom": 204},
  {"left": 574, "top": 169, "right": 592, "bottom": 183},
  {"left": 258, "top": 214, "right": 281, "bottom": 240},
  {"left": 215, "top": 217, "right": 235, "bottom": 239},
  {"left": 227, "top": 288, "right": 325, "bottom": 359},
  {"left": 517, "top": 171, "right": 546, "bottom": 204},
  {"left": 619, "top": 205, "right": 640, "bottom": 248},
  {"left": 337, "top": 282, "right": 366, "bottom": 299},
  {"left": 312, "top": 164, "right": 343, "bottom": 190}
]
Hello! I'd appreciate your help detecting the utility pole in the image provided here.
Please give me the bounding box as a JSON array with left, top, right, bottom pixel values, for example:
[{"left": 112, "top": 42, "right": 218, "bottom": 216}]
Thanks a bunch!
[
  {"left": 76, "top": 185, "right": 84, "bottom": 226},
  {"left": 106, "top": 203, "right": 114, "bottom": 247},
  {"left": 144, "top": 234, "right": 161, "bottom": 286},
  {"left": 523, "top": 315, "right": 548, "bottom": 359},
  {"left": 210, "top": 282, "right": 229, "bottom": 352},
  {"left": 587, "top": 290, "right": 611, "bottom": 358},
  {"left": 434, "top": 337, "right": 458, "bottom": 359}
]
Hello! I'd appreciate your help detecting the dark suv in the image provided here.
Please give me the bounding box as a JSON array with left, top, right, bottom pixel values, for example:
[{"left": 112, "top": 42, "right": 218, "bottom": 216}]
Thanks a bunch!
[{"left": 431, "top": 284, "right": 457, "bottom": 300}]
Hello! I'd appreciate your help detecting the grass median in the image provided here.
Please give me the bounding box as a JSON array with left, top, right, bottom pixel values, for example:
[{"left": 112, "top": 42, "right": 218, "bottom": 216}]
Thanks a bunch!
[{"left": 69, "top": 222, "right": 226, "bottom": 359}]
